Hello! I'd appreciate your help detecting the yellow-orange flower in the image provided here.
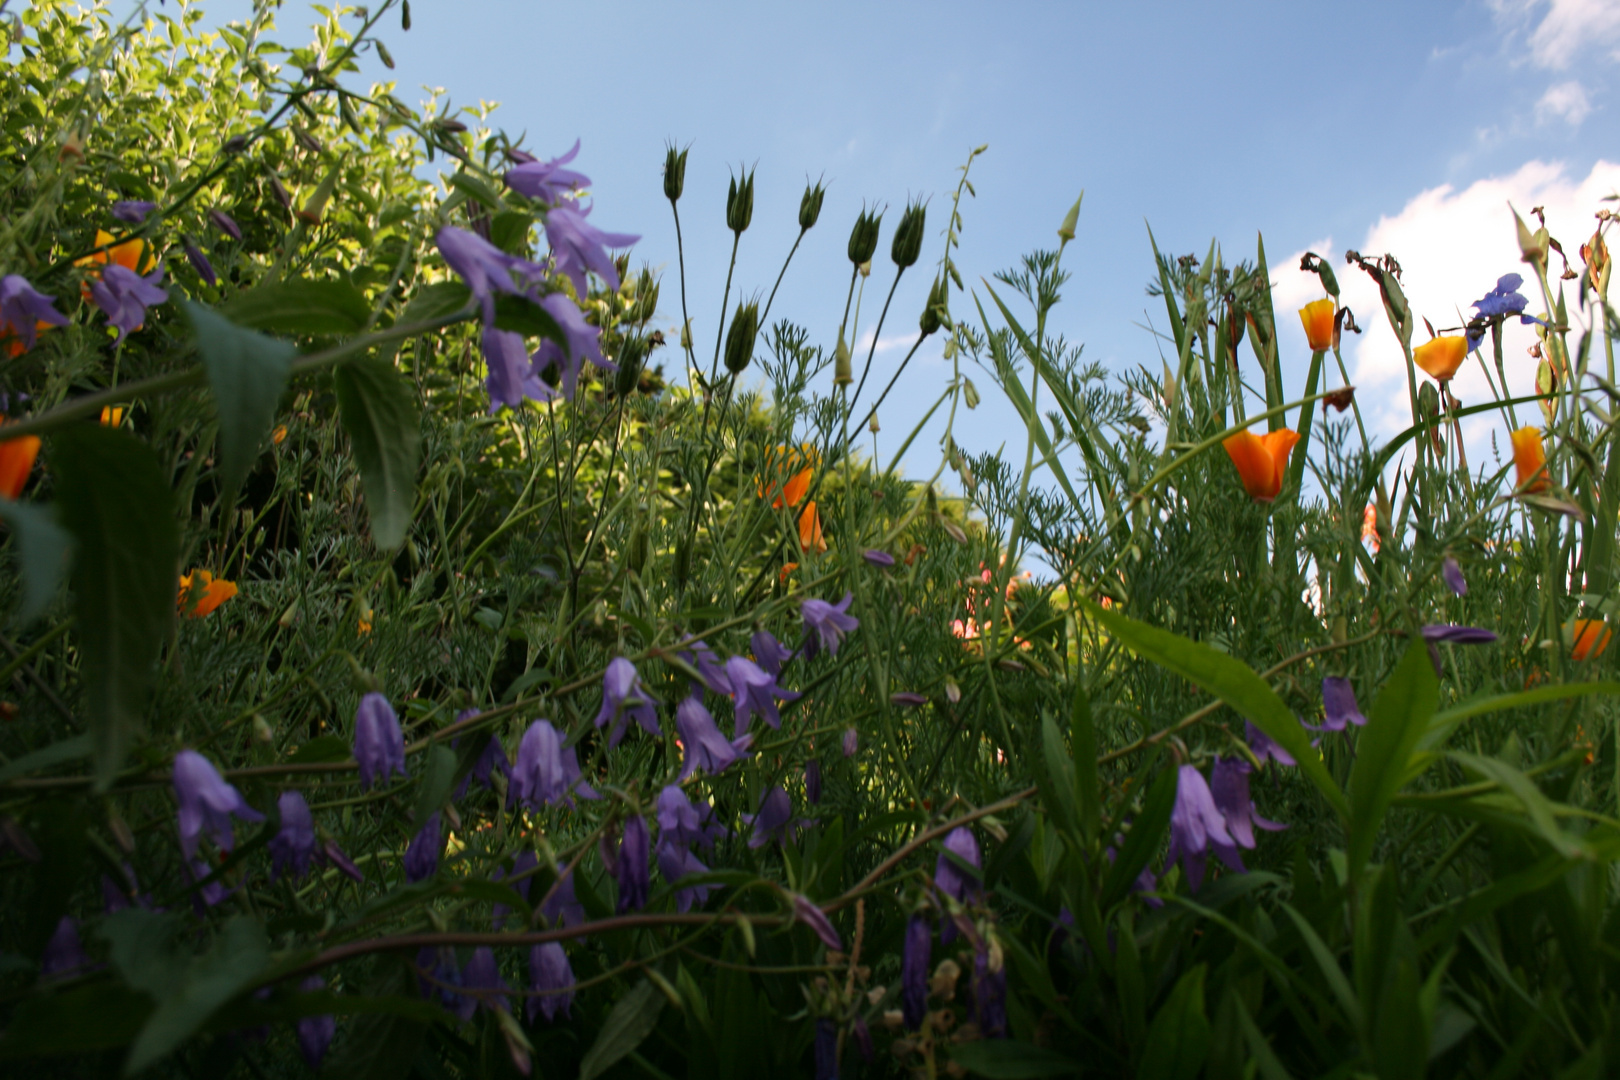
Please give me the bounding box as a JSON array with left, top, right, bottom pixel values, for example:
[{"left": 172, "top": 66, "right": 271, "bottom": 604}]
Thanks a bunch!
[
  {"left": 1572, "top": 619, "right": 1612, "bottom": 661},
  {"left": 272, "top": 424, "right": 289, "bottom": 445},
  {"left": 1361, "top": 504, "right": 1380, "bottom": 554},
  {"left": 778, "top": 562, "right": 798, "bottom": 583},
  {"left": 798, "top": 500, "right": 827, "bottom": 552},
  {"left": 757, "top": 445, "right": 819, "bottom": 507},
  {"left": 100, "top": 406, "right": 124, "bottom": 427},
  {"left": 77, "top": 229, "right": 155, "bottom": 276},
  {"left": 1413, "top": 335, "right": 1468, "bottom": 383},
  {"left": 1510, "top": 426, "right": 1550, "bottom": 493},
  {"left": 1, "top": 319, "right": 57, "bottom": 359},
  {"left": 1298, "top": 299, "right": 1335, "bottom": 352},
  {"left": 776, "top": 466, "right": 812, "bottom": 509},
  {"left": 1221, "top": 428, "right": 1300, "bottom": 503},
  {"left": 0, "top": 423, "right": 40, "bottom": 500},
  {"left": 178, "top": 570, "right": 237, "bottom": 618}
]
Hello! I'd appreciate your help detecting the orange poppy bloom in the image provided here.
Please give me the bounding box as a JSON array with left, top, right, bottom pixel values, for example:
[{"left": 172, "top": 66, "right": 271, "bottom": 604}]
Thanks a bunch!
[
  {"left": 1510, "top": 426, "right": 1550, "bottom": 493},
  {"left": 271, "top": 424, "right": 289, "bottom": 445},
  {"left": 1298, "top": 299, "right": 1335, "bottom": 352},
  {"left": 1413, "top": 335, "right": 1468, "bottom": 382},
  {"left": 775, "top": 466, "right": 812, "bottom": 509},
  {"left": 798, "top": 500, "right": 827, "bottom": 552},
  {"left": 1572, "top": 619, "right": 1611, "bottom": 661},
  {"left": 778, "top": 562, "right": 798, "bottom": 583},
  {"left": 1221, "top": 428, "right": 1300, "bottom": 503},
  {"left": 1361, "top": 504, "right": 1380, "bottom": 554},
  {"left": 178, "top": 570, "right": 238, "bottom": 618},
  {"left": 100, "top": 406, "right": 124, "bottom": 427},
  {"left": 0, "top": 424, "right": 41, "bottom": 500},
  {"left": 76, "top": 229, "right": 156, "bottom": 302},
  {"left": 0, "top": 319, "right": 58, "bottom": 359}
]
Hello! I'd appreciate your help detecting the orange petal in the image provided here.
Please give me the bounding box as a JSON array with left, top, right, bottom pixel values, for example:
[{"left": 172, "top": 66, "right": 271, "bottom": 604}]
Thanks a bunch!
[
  {"left": 798, "top": 500, "right": 826, "bottom": 552},
  {"left": 0, "top": 429, "right": 41, "bottom": 500},
  {"left": 1573, "top": 619, "right": 1611, "bottom": 661},
  {"left": 783, "top": 467, "right": 812, "bottom": 508},
  {"left": 1222, "top": 428, "right": 1298, "bottom": 502},
  {"left": 1510, "top": 426, "right": 1550, "bottom": 493},
  {"left": 1298, "top": 299, "right": 1335, "bottom": 352},
  {"left": 1413, "top": 336, "right": 1467, "bottom": 382}
]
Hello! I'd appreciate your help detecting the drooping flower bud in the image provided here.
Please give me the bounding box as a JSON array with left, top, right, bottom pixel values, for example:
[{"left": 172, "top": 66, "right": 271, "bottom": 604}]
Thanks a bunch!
[
  {"left": 891, "top": 199, "right": 926, "bottom": 269},
  {"left": 298, "top": 161, "right": 342, "bottom": 226},
  {"left": 799, "top": 179, "right": 826, "bottom": 230},
  {"left": 663, "top": 143, "right": 688, "bottom": 203},
  {"left": 848, "top": 207, "right": 882, "bottom": 266},
  {"left": 726, "top": 169, "right": 755, "bottom": 235},
  {"left": 723, "top": 300, "right": 760, "bottom": 376},
  {"left": 920, "top": 274, "right": 949, "bottom": 336},
  {"left": 833, "top": 327, "right": 852, "bottom": 386}
]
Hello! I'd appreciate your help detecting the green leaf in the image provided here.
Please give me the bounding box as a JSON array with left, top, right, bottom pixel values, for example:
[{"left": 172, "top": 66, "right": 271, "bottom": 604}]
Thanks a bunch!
[
  {"left": 286, "top": 734, "right": 353, "bottom": 764},
  {"left": 319, "top": 975, "right": 427, "bottom": 1080},
  {"left": 1081, "top": 599, "right": 1349, "bottom": 819},
  {"left": 1137, "top": 964, "right": 1209, "bottom": 1080},
  {"left": 412, "top": 743, "right": 456, "bottom": 826},
  {"left": 1278, "top": 903, "right": 1362, "bottom": 1031},
  {"left": 1346, "top": 643, "right": 1438, "bottom": 879},
  {"left": 335, "top": 356, "right": 421, "bottom": 551},
  {"left": 101, "top": 909, "right": 188, "bottom": 1000},
  {"left": 1417, "top": 681, "right": 1620, "bottom": 756},
  {"left": 1101, "top": 764, "right": 1176, "bottom": 910},
  {"left": 0, "top": 497, "right": 72, "bottom": 625},
  {"left": 1230, "top": 991, "right": 1295, "bottom": 1080},
  {"left": 449, "top": 170, "right": 502, "bottom": 209},
  {"left": 1447, "top": 751, "right": 1585, "bottom": 858},
  {"left": 183, "top": 302, "right": 297, "bottom": 501},
  {"left": 1071, "top": 685, "right": 1100, "bottom": 842},
  {"left": 220, "top": 278, "right": 371, "bottom": 335},
  {"left": 399, "top": 281, "right": 472, "bottom": 326},
  {"left": 126, "top": 917, "right": 269, "bottom": 1074},
  {"left": 492, "top": 292, "right": 566, "bottom": 345},
  {"left": 0, "top": 981, "right": 152, "bottom": 1059},
  {"left": 490, "top": 211, "right": 536, "bottom": 256},
  {"left": 1038, "top": 711, "right": 1080, "bottom": 837},
  {"left": 0, "top": 733, "right": 90, "bottom": 785},
  {"left": 949, "top": 1041, "right": 1080, "bottom": 1078},
  {"left": 52, "top": 427, "right": 179, "bottom": 790},
  {"left": 579, "top": 979, "right": 665, "bottom": 1080}
]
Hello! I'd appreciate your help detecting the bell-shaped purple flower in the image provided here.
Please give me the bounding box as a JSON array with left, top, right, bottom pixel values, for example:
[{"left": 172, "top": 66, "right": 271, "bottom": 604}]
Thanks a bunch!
[
  {"left": 675, "top": 695, "right": 752, "bottom": 781},
  {"left": 745, "top": 786, "right": 797, "bottom": 849},
  {"left": 1442, "top": 556, "right": 1467, "bottom": 597},
  {"left": 435, "top": 225, "right": 548, "bottom": 328},
  {"left": 509, "top": 719, "right": 599, "bottom": 809},
  {"left": 616, "top": 815, "right": 650, "bottom": 913},
  {"left": 208, "top": 208, "right": 242, "bottom": 241},
  {"left": 531, "top": 291, "right": 612, "bottom": 401},
  {"left": 454, "top": 726, "right": 510, "bottom": 799},
  {"left": 483, "top": 327, "right": 552, "bottom": 412},
  {"left": 543, "top": 202, "right": 638, "bottom": 298},
  {"left": 1246, "top": 721, "right": 1296, "bottom": 767},
  {"left": 657, "top": 838, "right": 713, "bottom": 912},
  {"left": 404, "top": 813, "right": 443, "bottom": 883},
  {"left": 934, "top": 827, "right": 982, "bottom": 906},
  {"left": 183, "top": 239, "right": 217, "bottom": 286},
  {"left": 862, "top": 548, "right": 895, "bottom": 567},
  {"left": 491, "top": 850, "right": 538, "bottom": 928},
  {"left": 679, "top": 638, "right": 732, "bottom": 695},
  {"left": 528, "top": 942, "right": 575, "bottom": 1022},
  {"left": 594, "top": 657, "right": 660, "bottom": 747},
  {"left": 0, "top": 275, "right": 69, "bottom": 354},
  {"left": 814, "top": 1019, "right": 838, "bottom": 1080},
  {"left": 40, "top": 916, "right": 90, "bottom": 980},
  {"left": 1166, "top": 765, "right": 1242, "bottom": 892},
  {"left": 656, "top": 786, "right": 707, "bottom": 848},
  {"left": 354, "top": 693, "right": 407, "bottom": 789},
  {"left": 173, "top": 749, "right": 264, "bottom": 860},
  {"left": 296, "top": 976, "right": 335, "bottom": 1069},
  {"left": 726, "top": 655, "right": 800, "bottom": 735},
  {"left": 111, "top": 200, "right": 156, "bottom": 224},
  {"left": 503, "top": 140, "right": 590, "bottom": 205},
  {"left": 750, "top": 629, "right": 794, "bottom": 677},
  {"left": 461, "top": 947, "right": 510, "bottom": 1016},
  {"left": 805, "top": 759, "right": 823, "bottom": 805},
  {"left": 972, "top": 946, "right": 1008, "bottom": 1038},
  {"left": 1210, "top": 756, "right": 1287, "bottom": 850},
  {"left": 269, "top": 790, "right": 317, "bottom": 881},
  {"left": 1421, "top": 624, "right": 1497, "bottom": 644},
  {"left": 890, "top": 692, "right": 928, "bottom": 709},
  {"left": 901, "top": 914, "right": 930, "bottom": 1029},
  {"left": 416, "top": 946, "right": 467, "bottom": 1014},
  {"left": 842, "top": 728, "right": 859, "bottom": 758},
  {"left": 318, "top": 838, "right": 365, "bottom": 882},
  {"left": 801, "top": 593, "right": 859, "bottom": 658},
  {"left": 540, "top": 861, "right": 585, "bottom": 928},
  {"left": 1320, "top": 677, "right": 1367, "bottom": 732},
  {"left": 89, "top": 263, "right": 168, "bottom": 343},
  {"left": 793, "top": 893, "right": 843, "bottom": 950}
]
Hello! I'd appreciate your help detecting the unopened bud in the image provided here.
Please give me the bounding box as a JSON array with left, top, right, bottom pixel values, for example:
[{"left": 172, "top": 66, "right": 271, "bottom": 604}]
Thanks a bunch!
[
  {"left": 963, "top": 379, "right": 980, "bottom": 409},
  {"left": 59, "top": 131, "right": 86, "bottom": 163},
  {"left": 223, "top": 134, "right": 249, "bottom": 154},
  {"left": 799, "top": 179, "right": 826, "bottom": 230},
  {"left": 847, "top": 206, "right": 882, "bottom": 266},
  {"left": 401, "top": 0, "right": 411, "bottom": 29},
  {"left": 868, "top": 412, "right": 880, "bottom": 434},
  {"left": 920, "top": 274, "right": 949, "bottom": 335},
  {"left": 726, "top": 169, "right": 755, "bottom": 234},
  {"left": 252, "top": 714, "right": 274, "bottom": 744},
  {"left": 1057, "top": 193, "right": 1083, "bottom": 243},
  {"left": 891, "top": 199, "right": 926, "bottom": 269},
  {"left": 615, "top": 335, "right": 648, "bottom": 396},
  {"left": 663, "top": 142, "right": 688, "bottom": 202},
  {"left": 1514, "top": 205, "right": 1550, "bottom": 268},
  {"left": 679, "top": 319, "right": 693, "bottom": 352},
  {"left": 298, "top": 161, "right": 342, "bottom": 225},
  {"left": 375, "top": 41, "right": 395, "bottom": 69},
  {"left": 268, "top": 173, "right": 293, "bottom": 210},
  {"left": 723, "top": 300, "right": 759, "bottom": 375},
  {"left": 834, "top": 328, "right": 852, "bottom": 386}
]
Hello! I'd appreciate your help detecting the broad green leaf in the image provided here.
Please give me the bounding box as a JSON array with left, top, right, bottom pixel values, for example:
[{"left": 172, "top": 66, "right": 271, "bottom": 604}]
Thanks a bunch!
[
  {"left": 220, "top": 278, "right": 370, "bottom": 335},
  {"left": 579, "top": 979, "right": 665, "bottom": 1080},
  {"left": 319, "top": 971, "right": 427, "bottom": 1080},
  {"left": 1230, "top": 991, "right": 1295, "bottom": 1080},
  {"left": 1081, "top": 599, "right": 1348, "bottom": 818},
  {"left": 1038, "top": 711, "right": 1080, "bottom": 837},
  {"left": 1279, "top": 903, "right": 1362, "bottom": 1033},
  {"left": 1137, "top": 964, "right": 1210, "bottom": 1080},
  {"left": 449, "top": 170, "right": 502, "bottom": 209},
  {"left": 1346, "top": 643, "right": 1438, "bottom": 879},
  {"left": 286, "top": 734, "right": 352, "bottom": 764},
  {"left": 490, "top": 210, "right": 536, "bottom": 256},
  {"left": 1448, "top": 751, "right": 1585, "bottom": 858},
  {"left": 183, "top": 302, "right": 297, "bottom": 501},
  {"left": 335, "top": 356, "right": 421, "bottom": 551},
  {"left": 399, "top": 280, "right": 472, "bottom": 325},
  {"left": 949, "top": 1041, "right": 1080, "bottom": 1078},
  {"left": 52, "top": 427, "right": 179, "bottom": 790},
  {"left": 0, "top": 733, "right": 89, "bottom": 786},
  {"left": 454, "top": 878, "right": 531, "bottom": 915},
  {"left": 101, "top": 909, "right": 187, "bottom": 1000},
  {"left": 492, "top": 292, "right": 567, "bottom": 345},
  {"left": 0, "top": 496, "right": 72, "bottom": 625},
  {"left": 412, "top": 744, "right": 456, "bottom": 826},
  {"left": 0, "top": 981, "right": 152, "bottom": 1059},
  {"left": 1416, "top": 681, "right": 1620, "bottom": 756},
  {"left": 126, "top": 917, "right": 269, "bottom": 1073}
]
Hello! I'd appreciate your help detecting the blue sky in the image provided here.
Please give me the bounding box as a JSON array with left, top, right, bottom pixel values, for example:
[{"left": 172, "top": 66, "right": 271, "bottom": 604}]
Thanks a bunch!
[{"left": 192, "top": 1, "right": 1620, "bottom": 478}]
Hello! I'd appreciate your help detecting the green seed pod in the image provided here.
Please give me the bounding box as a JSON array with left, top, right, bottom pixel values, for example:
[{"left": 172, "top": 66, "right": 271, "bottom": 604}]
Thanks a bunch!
[
  {"left": 663, "top": 142, "right": 688, "bottom": 203},
  {"left": 799, "top": 179, "right": 826, "bottom": 230},
  {"left": 376, "top": 41, "right": 395, "bottom": 69},
  {"left": 1057, "top": 193, "right": 1082, "bottom": 243},
  {"left": 726, "top": 169, "right": 755, "bottom": 235},
  {"left": 626, "top": 525, "right": 649, "bottom": 574},
  {"left": 723, "top": 301, "right": 760, "bottom": 376},
  {"left": 401, "top": 0, "right": 411, "bottom": 30},
  {"left": 833, "top": 327, "right": 852, "bottom": 386},
  {"left": 847, "top": 206, "right": 882, "bottom": 266},
  {"left": 616, "top": 335, "right": 648, "bottom": 396},
  {"left": 919, "top": 274, "right": 949, "bottom": 336},
  {"left": 890, "top": 198, "right": 926, "bottom": 269}
]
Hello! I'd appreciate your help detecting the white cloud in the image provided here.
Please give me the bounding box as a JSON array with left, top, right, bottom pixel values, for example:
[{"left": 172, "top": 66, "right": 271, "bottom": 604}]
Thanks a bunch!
[
  {"left": 1494, "top": 0, "right": 1620, "bottom": 69},
  {"left": 1536, "top": 79, "right": 1593, "bottom": 124},
  {"left": 1271, "top": 159, "right": 1620, "bottom": 451}
]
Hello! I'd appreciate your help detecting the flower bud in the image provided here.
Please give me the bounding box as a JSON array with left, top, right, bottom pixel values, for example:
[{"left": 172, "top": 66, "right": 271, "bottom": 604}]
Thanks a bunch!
[
  {"left": 376, "top": 41, "right": 395, "bottom": 69},
  {"left": 1057, "top": 193, "right": 1083, "bottom": 244},
  {"left": 223, "top": 134, "right": 249, "bottom": 154},
  {"left": 268, "top": 173, "right": 293, "bottom": 210},
  {"left": 663, "top": 143, "right": 689, "bottom": 203},
  {"left": 891, "top": 199, "right": 926, "bottom": 269},
  {"left": 298, "top": 161, "right": 342, "bottom": 225},
  {"left": 799, "top": 179, "right": 826, "bottom": 230},
  {"left": 834, "top": 328, "right": 852, "bottom": 386},
  {"left": 848, "top": 207, "right": 882, "bottom": 266},
  {"left": 615, "top": 335, "right": 648, "bottom": 396},
  {"left": 723, "top": 300, "right": 759, "bottom": 375},
  {"left": 401, "top": 0, "right": 411, "bottom": 30},
  {"left": 1514, "top": 206, "right": 1550, "bottom": 268},
  {"left": 680, "top": 319, "right": 693, "bottom": 353},
  {"left": 920, "top": 274, "right": 949, "bottom": 336},
  {"left": 858, "top": 260, "right": 871, "bottom": 278},
  {"left": 868, "top": 413, "right": 880, "bottom": 433},
  {"left": 726, "top": 169, "right": 755, "bottom": 235}
]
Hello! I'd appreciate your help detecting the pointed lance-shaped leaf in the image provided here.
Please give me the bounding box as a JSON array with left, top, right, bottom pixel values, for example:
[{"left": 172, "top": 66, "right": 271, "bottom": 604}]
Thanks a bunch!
[
  {"left": 335, "top": 356, "right": 422, "bottom": 552},
  {"left": 183, "top": 303, "right": 296, "bottom": 504}
]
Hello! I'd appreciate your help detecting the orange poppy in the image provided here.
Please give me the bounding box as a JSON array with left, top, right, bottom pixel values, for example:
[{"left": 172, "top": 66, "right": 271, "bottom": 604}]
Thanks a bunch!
[
  {"left": 0, "top": 424, "right": 40, "bottom": 500},
  {"left": 1510, "top": 426, "right": 1550, "bottom": 493},
  {"left": 76, "top": 229, "right": 156, "bottom": 301},
  {"left": 0, "top": 319, "right": 58, "bottom": 359},
  {"left": 798, "top": 500, "right": 827, "bottom": 552},
  {"left": 1221, "top": 428, "right": 1300, "bottom": 503},
  {"left": 1413, "top": 336, "right": 1468, "bottom": 383},
  {"left": 178, "top": 570, "right": 237, "bottom": 618},
  {"left": 1361, "top": 504, "right": 1380, "bottom": 554},
  {"left": 1298, "top": 299, "right": 1335, "bottom": 352},
  {"left": 272, "top": 424, "right": 289, "bottom": 445},
  {"left": 776, "top": 466, "right": 812, "bottom": 509},
  {"left": 1572, "top": 619, "right": 1611, "bottom": 661},
  {"left": 778, "top": 562, "right": 798, "bottom": 583},
  {"left": 100, "top": 406, "right": 124, "bottom": 427}
]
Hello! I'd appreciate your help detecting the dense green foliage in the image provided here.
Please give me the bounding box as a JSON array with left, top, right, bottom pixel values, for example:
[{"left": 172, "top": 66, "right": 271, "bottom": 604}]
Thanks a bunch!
[{"left": 2, "top": 3, "right": 1620, "bottom": 1078}]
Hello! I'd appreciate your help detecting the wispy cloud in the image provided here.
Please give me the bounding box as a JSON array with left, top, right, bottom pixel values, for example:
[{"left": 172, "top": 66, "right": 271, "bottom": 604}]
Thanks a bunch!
[
  {"left": 1536, "top": 79, "right": 1592, "bottom": 124},
  {"left": 1492, "top": 0, "right": 1620, "bottom": 69}
]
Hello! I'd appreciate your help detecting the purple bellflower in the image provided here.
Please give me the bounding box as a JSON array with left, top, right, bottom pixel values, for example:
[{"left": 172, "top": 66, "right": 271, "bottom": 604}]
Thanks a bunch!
[
  {"left": 540, "top": 861, "right": 585, "bottom": 928},
  {"left": 173, "top": 749, "right": 264, "bottom": 860},
  {"left": 891, "top": 692, "right": 928, "bottom": 709},
  {"left": 543, "top": 202, "right": 638, "bottom": 298},
  {"left": 594, "top": 657, "right": 660, "bottom": 747},
  {"left": 297, "top": 976, "right": 335, "bottom": 1069},
  {"left": 503, "top": 140, "right": 590, "bottom": 205},
  {"left": 1422, "top": 624, "right": 1498, "bottom": 645},
  {"left": 1246, "top": 721, "right": 1297, "bottom": 767},
  {"left": 40, "top": 916, "right": 90, "bottom": 980},
  {"left": 183, "top": 239, "right": 217, "bottom": 286},
  {"left": 675, "top": 694, "right": 752, "bottom": 781},
  {"left": 973, "top": 946, "right": 1008, "bottom": 1038},
  {"left": 656, "top": 785, "right": 724, "bottom": 849},
  {"left": 902, "top": 914, "right": 930, "bottom": 1029},
  {"left": 483, "top": 327, "right": 552, "bottom": 412},
  {"left": 532, "top": 292, "right": 612, "bottom": 401},
  {"left": 745, "top": 785, "right": 797, "bottom": 849},
  {"left": 90, "top": 263, "right": 168, "bottom": 343},
  {"left": 510, "top": 720, "right": 598, "bottom": 809},
  {"left": 852, "top": 1017, "right": 874, "bottom": 1063},
  {"left": 616, "top": 815, "right": 650, "bottom": 913},
  {"left": 208, "top": 208, "right": 242, "bottom": 241},
  {"left": 1320, "top": 677, "right": 1367, "bottom": 732},
  {"left": 0, "top": 275, "right": 69, "bottom": 353},
  {"left": 319, "top": 838, "right": 365, "bottom": 882},
  {"left": 461, "top": 947, "right": 511, "bottom": 1017},
  {"left": 679, "top": 638, "right": 732, "bottom": 695},
  {"left": 453, "top": 727, "right": 510, "bottom": 799},
  {"left": 814, "top": 1019, "right": 839, "bottom": 1080},
  {"left": 528, "top": 942, "right": 575, "bottom": 1022},
  {"left": 793, "top": 894, "right": 843, "bottom": 950},
  {"left": 862, "top": 548, "right": 895, "bottom": 567},
  {"left": 415, "top": 946, "right": 467, "bottom": 1015},
  {"left": 269, "top": 790, "right": 317, "bottom": 881},
  {"left": 404, "top": 813, "right": 443, "bottom": 883},
  {"left": 657, "top": 838, "right": 713, "bottom": 912},
  {"left": 843, "top": 728, "right": 858, "bottom": 758},
  {"left": 1210, "top": 756, "right": 1287, "bottom": 850},
  {"left": 1442, "top": 556, "right": 1467, "bottom": 597},
  {"left": 750, "top": 629, "right": 794, "bottom": 677},
  {"left": 934, "top": 827, "right": 983, "bottom": 906},
  {"left": 111, "top": 200, "right": 156, "bottom": 224},
  {"left": 726, "top": 654, "right": 800, "bottom": 735},
  {"left": 354, "top": 692, "right": 407, "bottom": 789},
  {"left": 435, "top": 225, "right": 549, "bottom": 328},
  {"left": 802, "top": 593, "right": 859, "bottom": 658},
  {"left": 1166, "top": 765, "right": 1242, "bottom": 892},
  {"left": 805, "top": 759, "right": 823, "bottom": 805}
]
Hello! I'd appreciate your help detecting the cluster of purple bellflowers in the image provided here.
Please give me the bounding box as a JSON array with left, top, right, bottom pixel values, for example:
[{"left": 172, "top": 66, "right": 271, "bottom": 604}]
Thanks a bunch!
[
  {"left": 435, "top": 140, "right": 639, "bottom": 413},
  {"left": 898, "top": 826, "right": 1006, "bottom": 1039}
]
